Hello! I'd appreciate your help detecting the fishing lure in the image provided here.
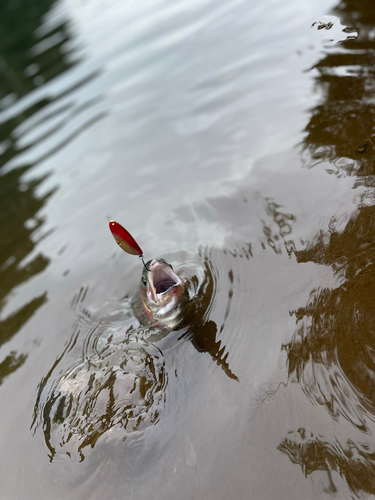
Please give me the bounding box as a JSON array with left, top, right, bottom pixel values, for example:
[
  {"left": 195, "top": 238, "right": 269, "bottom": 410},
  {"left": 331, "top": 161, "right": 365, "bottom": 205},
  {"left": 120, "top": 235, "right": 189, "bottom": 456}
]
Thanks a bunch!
[{"left": 109, "top": 220, "right": 187, "bottom": 327}]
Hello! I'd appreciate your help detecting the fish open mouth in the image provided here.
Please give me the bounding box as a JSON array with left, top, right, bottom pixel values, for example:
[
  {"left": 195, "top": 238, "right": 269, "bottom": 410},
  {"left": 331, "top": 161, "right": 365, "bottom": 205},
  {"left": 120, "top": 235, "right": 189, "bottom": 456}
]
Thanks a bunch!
[{"left": 152, "top": 267, "right": 178, "bottom": 295}]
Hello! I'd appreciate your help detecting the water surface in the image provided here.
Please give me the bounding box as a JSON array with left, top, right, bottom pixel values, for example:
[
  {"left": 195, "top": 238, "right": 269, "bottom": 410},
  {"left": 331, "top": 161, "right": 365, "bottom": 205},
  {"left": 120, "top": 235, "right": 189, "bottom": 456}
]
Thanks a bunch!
[{"left": 1, "top": 0, "right": 374, "bottom": 498}]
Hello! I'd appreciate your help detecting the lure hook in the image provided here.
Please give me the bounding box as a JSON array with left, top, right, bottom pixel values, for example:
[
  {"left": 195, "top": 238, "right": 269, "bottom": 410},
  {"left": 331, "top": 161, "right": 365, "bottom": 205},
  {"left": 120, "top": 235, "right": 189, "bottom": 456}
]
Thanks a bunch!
[{"left": 140, "top": 255, "right": 151, "bottom": 271}]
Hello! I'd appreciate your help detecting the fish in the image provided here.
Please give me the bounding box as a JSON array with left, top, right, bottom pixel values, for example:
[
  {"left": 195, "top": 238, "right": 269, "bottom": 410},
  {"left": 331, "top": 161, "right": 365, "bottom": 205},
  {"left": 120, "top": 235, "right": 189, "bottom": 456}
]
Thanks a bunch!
[
  {"left": 140, "top": 258, "right": 188, "bottom": 328},
  {"left": 109, "top": 221, "right": 188, "bottom": 328}
]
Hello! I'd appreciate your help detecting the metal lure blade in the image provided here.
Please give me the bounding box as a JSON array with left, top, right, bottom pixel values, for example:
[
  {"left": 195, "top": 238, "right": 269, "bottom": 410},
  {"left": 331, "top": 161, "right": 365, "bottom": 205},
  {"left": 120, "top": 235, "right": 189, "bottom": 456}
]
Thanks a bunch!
[{"left": 109, "top": 220, "right": 143, "bottom": 256}]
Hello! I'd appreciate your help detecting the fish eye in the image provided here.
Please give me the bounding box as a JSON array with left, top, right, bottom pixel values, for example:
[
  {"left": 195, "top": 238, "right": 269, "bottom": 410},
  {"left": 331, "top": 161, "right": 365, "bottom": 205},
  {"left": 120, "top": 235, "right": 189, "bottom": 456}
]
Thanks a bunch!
[{"left": 142, "top": 277, "right": 147, "bottom": 286}]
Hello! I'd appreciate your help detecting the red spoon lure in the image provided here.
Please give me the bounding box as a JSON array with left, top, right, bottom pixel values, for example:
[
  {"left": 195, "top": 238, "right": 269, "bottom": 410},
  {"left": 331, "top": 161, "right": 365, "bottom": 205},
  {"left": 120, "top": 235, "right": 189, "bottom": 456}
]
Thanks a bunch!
[{"left": 109, "top": 220, "right": 148, "bottom": 268}]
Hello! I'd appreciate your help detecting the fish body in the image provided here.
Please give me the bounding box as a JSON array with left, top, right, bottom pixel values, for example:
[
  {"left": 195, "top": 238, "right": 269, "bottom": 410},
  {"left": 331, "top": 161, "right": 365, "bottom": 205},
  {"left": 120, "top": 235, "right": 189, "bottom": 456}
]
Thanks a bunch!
[{"left": 140, "top": 258, "right": 188, "bottom": 328}]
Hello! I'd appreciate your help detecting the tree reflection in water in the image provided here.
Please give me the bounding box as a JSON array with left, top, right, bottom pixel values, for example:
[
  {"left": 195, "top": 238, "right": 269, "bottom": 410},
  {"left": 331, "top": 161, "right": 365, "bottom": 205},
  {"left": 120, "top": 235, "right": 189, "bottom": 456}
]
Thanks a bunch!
[
  {"left": 278, "top": 0, "right": 375, "bottom": 495},
  {"left": 303, "top": 1, "right": 375, "bottom": 178},
  {"left": 279, "top": 203, "right": 375, "bottom": 495},
  {"left": 0, "top": 0, "right": 76, "bottom": 386},
  {"left": 279, "top": 429, "right": 375, "bottom": 496}
]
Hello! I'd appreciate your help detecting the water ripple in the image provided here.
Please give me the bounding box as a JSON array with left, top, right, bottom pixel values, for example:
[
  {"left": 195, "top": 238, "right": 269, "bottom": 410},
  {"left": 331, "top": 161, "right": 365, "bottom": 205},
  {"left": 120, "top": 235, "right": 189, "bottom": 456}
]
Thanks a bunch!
[
  {"left": 33, "top": 292, "right": 167, "bottom": 462},
  {"left": 41, "top": 337, "right": 166, "bottom": 462}
]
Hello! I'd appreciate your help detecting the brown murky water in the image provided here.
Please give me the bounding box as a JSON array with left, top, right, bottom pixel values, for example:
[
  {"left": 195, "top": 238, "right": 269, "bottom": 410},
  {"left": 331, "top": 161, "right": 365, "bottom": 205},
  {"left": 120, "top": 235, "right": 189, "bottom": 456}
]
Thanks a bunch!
[{"left": 1, "top": 0, "right": 375, "bottom": 498}]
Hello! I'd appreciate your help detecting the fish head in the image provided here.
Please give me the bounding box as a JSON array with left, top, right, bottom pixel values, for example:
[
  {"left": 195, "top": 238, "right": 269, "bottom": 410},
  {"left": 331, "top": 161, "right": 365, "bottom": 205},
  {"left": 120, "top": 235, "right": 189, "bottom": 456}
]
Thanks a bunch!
[{"left": 140, "top": 258, "right": 188, "bottom": 327}]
